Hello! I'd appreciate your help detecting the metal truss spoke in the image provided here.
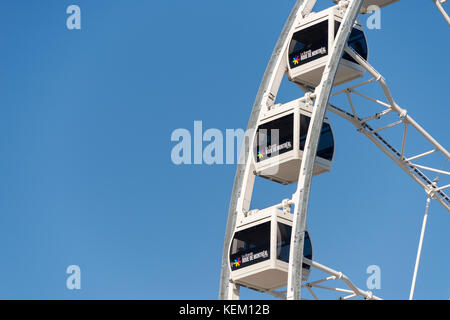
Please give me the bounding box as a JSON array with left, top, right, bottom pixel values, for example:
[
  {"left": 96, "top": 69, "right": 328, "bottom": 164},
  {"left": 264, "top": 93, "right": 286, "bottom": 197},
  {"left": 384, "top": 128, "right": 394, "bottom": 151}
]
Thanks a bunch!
[
  {"left": 328, "top": 46, "right": 450, "bottom": 212},
  {"left": 328, "top": 103, "right": 450, "bottom": 211},
  {"left": 409, "top": 164, "right": 450, "bottom": 176},
  {"left": 405, "top": 149, "right": 439, "bottom": 162},
  {"left": 369, "top": 119, "right": 404, "bottom": 135},
  {"left": 301, "top": 258, "right": 381, "bottom": 300},
  {"left": 306, "top": 286, "right": 319, "bottom": 300},
  {"left": 351, "top": 89, "right": 391, "bottom": 108},
  {"left": 310, "top": 284, "right": 354, "bottom": 294}
]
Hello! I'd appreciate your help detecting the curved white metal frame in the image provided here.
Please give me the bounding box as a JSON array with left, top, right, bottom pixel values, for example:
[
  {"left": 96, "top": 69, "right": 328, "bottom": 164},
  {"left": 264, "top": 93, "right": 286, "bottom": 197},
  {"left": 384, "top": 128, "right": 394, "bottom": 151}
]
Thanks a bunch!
[
  {"left": 219, "top": 0, "right": 317, "bottom": 301},
  {"left": 287, "top": 0, "right": 365, "bottom": 300},
  {"left": 219, "top": 0, "right": 449, "bottom": 300}
]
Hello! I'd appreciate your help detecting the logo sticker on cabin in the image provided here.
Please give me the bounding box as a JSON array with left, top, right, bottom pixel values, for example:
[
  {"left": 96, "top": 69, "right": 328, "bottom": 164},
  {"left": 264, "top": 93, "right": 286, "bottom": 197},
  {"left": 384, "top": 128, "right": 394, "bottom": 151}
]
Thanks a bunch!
[
  {"left": 257, "top": 141, "right": 293, "bottom": 162},
  {"left": 242, "top": 250, "right": 269, "bottom": 264},
  {"left": 292, "top": 56, "right": 300, "bottom": 65},
  {"left": 265, "top": 141, "right": 292, "bottom": 156},
  {"left": 300, "top": 46, "right": 327, "bottom": 62},
  {"left": 231, "top": 248, "right": 271, "bottom": 270}
]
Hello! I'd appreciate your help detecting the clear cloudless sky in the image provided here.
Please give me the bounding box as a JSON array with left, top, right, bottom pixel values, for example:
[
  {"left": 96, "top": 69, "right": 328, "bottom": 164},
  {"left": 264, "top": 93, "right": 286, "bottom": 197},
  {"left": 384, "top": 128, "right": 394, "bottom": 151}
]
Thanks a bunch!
[{"left": 0, "top": 0, "right": 448, "bottom": 299}]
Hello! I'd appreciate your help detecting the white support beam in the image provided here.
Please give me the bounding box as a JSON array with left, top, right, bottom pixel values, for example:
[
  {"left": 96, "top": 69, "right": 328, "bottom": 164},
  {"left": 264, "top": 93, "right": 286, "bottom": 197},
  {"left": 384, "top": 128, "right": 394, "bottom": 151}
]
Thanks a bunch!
[
  {"left": 409, "top": 197, "right": 432, "bottom": 300},
  {"left": 369, "top": 119, "right": 404, "bottom": 135},
  {"left": 405, "top": 149, "right": 439, "bottom": 162},
  {"left": 409, "top": 164, "right": 450, "bottom": 176},
  {"left": 351, "top": 89, "right": 392, "bottom": 109}
]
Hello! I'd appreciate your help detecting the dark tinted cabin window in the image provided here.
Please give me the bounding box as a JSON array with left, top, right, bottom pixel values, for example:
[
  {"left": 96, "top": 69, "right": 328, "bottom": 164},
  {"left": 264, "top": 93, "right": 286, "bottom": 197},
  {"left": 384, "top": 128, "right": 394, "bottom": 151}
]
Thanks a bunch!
[
  {"left": 288, "top": 20, "right": 329, "bottom": 69},
  {"left": 335, "top": 22, "right": 368, "bottom": 63},
  {"left": 256, "top": 114, "right": 294, "bottom": 162},
  {"left": 299, "top": 115, "right": 334, "bottom": 161},
  {"left": 276, "top": 223, "right": 312, "bottom": 270},
  {"left": 230, "top": 222, "right": 271, "bottom": 271}
]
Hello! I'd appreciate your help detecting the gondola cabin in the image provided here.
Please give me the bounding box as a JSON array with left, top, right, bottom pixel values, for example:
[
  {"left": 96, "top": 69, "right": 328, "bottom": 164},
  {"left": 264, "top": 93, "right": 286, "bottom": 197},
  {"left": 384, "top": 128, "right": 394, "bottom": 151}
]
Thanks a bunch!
[
  {"left": 254, "top": 98, "right": 334, "bottom": 185},
  {"left": 287, "top": 6, "right": 369, "bottom": 88},
  {"left": 229, "top": 205, "right": 313, "bottom": 291},
  {"left": 334, "top": 0, "right": 400, "bottom": 14}
]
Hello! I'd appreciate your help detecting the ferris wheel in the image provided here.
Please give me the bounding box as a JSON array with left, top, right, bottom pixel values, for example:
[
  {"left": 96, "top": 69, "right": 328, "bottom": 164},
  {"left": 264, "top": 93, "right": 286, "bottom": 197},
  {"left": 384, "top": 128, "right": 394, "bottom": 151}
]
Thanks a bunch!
[{"left": 219, "top": 0, "right": 449, "bottom": 300}]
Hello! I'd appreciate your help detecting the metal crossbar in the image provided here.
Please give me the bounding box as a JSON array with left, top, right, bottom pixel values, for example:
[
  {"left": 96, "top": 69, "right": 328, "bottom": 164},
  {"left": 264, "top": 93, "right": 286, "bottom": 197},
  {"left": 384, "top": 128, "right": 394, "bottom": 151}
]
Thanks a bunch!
[
  {"left": 433, "top": 0, "right": 450, "bottom": 25},
  {"left": 265, "top": 259, "right": 382, "bottom": 300}
]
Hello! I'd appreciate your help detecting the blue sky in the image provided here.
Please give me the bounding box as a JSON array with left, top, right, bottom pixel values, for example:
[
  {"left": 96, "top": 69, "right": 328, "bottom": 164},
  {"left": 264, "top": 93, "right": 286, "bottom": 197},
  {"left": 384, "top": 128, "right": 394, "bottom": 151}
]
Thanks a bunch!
[{"left": 0, "top": 1, "right": 448, "bottom": 299}]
